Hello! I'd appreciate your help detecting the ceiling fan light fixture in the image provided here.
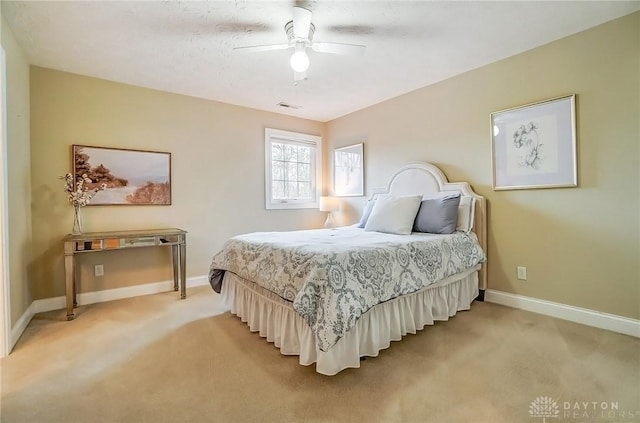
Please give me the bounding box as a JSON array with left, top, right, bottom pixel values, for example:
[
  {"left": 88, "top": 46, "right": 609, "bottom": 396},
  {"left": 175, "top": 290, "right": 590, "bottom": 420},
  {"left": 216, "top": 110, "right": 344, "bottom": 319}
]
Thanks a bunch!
[
  {"left": 234, "top": 6, "right": 365, "bottom": 81},
  {"left": 290, "top": 50, "right": 309, "bottom": 72}
]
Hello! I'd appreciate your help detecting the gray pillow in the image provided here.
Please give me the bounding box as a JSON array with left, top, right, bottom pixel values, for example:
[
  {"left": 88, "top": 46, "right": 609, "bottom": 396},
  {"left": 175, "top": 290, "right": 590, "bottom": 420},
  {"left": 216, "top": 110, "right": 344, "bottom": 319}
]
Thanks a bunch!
[
  {"left": 357, "top": 198, "right": 376, "bottom": 228},
  {"left": 413, "top": 194, "right": 461, "bottom": 234}
]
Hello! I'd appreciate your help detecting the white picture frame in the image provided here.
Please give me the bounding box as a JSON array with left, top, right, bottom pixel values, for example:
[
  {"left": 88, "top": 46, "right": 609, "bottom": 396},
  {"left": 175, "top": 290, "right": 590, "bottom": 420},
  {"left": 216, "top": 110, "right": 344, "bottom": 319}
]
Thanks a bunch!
[
  {"left": 491, "top": 94, "right": 577, "bottom": 190},
  {"left": 333, "top": 143, "right": 364, "bottom": 197}
]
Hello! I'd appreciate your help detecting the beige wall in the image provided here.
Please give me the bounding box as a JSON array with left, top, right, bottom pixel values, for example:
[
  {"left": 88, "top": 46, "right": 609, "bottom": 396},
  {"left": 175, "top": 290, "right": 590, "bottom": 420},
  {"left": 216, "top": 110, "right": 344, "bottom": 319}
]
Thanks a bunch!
[
  {"left": 30, "top": 67, "right": 324, "bottom": 299},
  {"left": 16, "top": 11, "right": 640, "bottom": 323},
  {"left": 2, "top": 16, "right": 33, "bottom": 326},
  {"left": 326, "top": 12, "right": 640, "bottom": 319}
]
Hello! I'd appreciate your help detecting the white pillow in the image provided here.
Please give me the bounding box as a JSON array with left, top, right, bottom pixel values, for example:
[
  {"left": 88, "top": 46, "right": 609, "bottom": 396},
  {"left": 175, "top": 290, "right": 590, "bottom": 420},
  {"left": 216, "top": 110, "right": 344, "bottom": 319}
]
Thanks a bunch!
[
  {"left": 456, "top": 196, "right": 476, "bottom": 233},
  {"left": 364, "top": 194, "right": 422, "bottom": 235}
]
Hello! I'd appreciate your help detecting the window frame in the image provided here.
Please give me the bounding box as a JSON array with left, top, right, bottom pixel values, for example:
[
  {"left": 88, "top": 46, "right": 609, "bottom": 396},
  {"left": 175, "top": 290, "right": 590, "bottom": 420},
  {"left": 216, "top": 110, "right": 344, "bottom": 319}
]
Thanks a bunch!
[{"left": 264, "top": 128, "right": 322, "bottom": 210}]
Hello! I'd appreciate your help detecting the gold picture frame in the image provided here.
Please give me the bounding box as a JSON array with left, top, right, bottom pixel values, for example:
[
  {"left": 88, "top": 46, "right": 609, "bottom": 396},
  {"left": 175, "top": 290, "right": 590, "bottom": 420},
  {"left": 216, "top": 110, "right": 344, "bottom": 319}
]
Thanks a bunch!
[
  {"left": 72, "top": 145, "right": 171, "bottom": 205},
  {"left": 491, "top": 94, "right": 577, "bottom": 190}
]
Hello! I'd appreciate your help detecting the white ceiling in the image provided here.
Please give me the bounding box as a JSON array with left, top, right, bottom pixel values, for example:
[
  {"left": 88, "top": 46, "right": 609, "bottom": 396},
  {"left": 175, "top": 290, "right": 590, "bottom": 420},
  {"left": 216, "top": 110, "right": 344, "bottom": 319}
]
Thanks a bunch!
[{"left": 3, "top": 1, "right": 638, "bottom": 122}]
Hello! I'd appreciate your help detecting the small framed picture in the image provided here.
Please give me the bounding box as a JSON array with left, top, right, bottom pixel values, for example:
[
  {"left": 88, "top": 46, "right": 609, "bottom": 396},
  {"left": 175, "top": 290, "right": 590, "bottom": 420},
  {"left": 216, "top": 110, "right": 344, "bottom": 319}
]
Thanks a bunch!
[
  {"left": 491, "top": 95, "right": 577, "bottom": 190},
  {"left": 334, "top": 143, "right": 364, "bottom": 196},
  {"left": 73, "top": 145, "right": 171, "bottom": 205}
]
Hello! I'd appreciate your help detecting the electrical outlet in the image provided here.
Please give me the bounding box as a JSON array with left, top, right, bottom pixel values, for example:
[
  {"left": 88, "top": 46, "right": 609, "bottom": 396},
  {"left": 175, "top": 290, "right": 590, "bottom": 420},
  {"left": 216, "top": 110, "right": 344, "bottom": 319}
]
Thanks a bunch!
[
  {"left": 94, "top": 264, "right": 104, "bottom": 277},
  {"left": 517, "top": 266, "right": 527, "bottom": 281}
]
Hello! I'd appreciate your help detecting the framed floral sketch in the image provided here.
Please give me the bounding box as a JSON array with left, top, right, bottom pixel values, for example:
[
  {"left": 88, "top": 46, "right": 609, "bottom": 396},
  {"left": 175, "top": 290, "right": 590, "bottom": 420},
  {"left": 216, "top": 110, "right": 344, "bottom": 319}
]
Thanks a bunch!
[
  {"left": 491, "top": 94, "right": 577, "bottom": 190},
  {"left": 72, "top": 145, "right": 171, "bottom": 205},
  {"left": 333, "top": 143, "right": 364, "bottom": 196}
]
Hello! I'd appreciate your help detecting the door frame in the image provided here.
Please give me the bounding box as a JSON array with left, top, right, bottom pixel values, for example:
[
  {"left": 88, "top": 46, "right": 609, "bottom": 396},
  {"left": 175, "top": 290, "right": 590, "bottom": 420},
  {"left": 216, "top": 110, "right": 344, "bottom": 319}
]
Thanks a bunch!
[{"left": 0, "top": 46, "right": 12, "bottom": 357}]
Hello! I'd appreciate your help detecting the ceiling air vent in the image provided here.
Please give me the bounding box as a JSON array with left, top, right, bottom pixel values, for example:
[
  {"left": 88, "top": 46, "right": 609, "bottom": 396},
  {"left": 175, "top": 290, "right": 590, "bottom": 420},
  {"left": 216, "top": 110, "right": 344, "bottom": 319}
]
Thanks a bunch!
[{"left": 277, "top": 102, "right": 301, "bottom": 109}]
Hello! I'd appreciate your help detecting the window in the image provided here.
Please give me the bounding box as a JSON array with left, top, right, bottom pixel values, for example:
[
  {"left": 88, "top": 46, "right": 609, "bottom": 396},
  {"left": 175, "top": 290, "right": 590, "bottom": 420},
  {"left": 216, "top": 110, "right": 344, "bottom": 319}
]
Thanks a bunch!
[{"left": 265, "top": 128, "right": 322, "bottom": 210}]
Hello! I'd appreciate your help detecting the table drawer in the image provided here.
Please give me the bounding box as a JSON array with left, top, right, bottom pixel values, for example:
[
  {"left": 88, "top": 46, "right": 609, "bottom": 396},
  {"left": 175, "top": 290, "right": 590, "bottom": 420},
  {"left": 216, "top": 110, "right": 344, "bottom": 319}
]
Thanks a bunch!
[
  {"left": 159, "top": 234, "right": 182, "bottom": 244},
  {"left": 121, "top": 236, "right": 157, "bottom": 247}
]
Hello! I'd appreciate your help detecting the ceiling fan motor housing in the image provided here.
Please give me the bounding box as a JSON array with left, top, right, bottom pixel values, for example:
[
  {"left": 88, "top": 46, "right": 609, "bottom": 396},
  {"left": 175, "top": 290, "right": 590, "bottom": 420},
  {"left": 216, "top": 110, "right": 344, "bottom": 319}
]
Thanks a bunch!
[{"left": 285, "top": 20, "right": 315, "bottom": 44}]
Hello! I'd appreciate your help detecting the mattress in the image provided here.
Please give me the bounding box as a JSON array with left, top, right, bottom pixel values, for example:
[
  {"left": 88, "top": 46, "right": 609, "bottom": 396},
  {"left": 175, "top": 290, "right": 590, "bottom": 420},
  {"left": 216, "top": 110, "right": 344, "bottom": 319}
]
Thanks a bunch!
[{"left": 209, "top": 226, "right": 485, "bottom": 352}]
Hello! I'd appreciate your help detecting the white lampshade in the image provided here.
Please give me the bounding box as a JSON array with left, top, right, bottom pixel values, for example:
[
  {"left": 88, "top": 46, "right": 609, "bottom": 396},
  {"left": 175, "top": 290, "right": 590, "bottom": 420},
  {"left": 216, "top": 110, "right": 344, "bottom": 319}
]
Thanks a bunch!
[{"left": 319, "top": 196, "right": 338, "bottom": 212}]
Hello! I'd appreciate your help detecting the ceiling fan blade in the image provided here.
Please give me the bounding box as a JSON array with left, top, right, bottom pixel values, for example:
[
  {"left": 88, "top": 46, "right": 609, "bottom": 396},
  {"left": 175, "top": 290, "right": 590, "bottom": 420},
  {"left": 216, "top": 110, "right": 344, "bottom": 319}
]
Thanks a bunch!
[
  {"left": 292, "top": 6, "right": 312, "bottom": 39},
  {"left": 234, "top": 44, "right": 291, "bottom": 53},
  {"left": 311, "top": 42, "right": 366, "bottom": 56},
  {"left": 294, "top": 70, "right": 307, "bottom": 82}
]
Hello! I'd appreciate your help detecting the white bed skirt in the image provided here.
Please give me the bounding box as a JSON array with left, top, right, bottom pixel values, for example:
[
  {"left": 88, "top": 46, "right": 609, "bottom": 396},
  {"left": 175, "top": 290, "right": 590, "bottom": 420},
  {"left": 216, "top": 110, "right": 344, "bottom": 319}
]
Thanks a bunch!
[{"left": 220, "top": 266, "right": 480, "bottom": 376}]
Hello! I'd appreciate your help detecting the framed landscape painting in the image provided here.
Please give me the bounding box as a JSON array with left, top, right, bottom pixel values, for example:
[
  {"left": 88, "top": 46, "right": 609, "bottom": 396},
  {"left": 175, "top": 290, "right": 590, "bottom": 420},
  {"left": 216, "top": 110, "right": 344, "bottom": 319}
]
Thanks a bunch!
[
  {"left": 72, "top": 145, "right": 171, "bottom": 205},
  {"left": 491, "top": 94, "right": 577, "bottom": 190}
]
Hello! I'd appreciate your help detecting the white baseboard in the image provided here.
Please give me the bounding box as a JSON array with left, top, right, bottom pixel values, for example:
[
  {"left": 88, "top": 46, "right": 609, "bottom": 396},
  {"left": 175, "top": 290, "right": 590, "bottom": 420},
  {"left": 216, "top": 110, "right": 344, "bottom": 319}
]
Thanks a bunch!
[
  {"left": 10, "top": 275, "right": 210, "bottom": 350},
  {"left": 11, "top": 302, "right": 34, "bottom": 351},
  {"left": 485, "top": 289, "right": 640, "bottom": 338}
]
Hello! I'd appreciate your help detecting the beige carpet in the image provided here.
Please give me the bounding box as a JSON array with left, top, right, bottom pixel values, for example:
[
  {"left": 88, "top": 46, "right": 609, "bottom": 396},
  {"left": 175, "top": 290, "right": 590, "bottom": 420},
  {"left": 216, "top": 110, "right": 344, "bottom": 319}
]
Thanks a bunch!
[{"left": 1, "top": 286, "right": 638, "bottom": 423}]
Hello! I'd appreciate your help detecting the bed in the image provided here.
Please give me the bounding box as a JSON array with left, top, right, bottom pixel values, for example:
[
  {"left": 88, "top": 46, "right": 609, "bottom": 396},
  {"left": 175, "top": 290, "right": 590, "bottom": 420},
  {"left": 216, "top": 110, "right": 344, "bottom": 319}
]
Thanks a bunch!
[{"left": 208, "top": 162, "right": 487, "bottom": 375}]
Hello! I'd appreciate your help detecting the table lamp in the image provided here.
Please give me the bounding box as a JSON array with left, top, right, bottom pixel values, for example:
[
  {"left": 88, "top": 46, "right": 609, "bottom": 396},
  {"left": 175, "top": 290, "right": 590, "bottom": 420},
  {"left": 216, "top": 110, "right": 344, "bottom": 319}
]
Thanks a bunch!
[{"left": 319, "top": 196, "right": 339, "bottom": 228}]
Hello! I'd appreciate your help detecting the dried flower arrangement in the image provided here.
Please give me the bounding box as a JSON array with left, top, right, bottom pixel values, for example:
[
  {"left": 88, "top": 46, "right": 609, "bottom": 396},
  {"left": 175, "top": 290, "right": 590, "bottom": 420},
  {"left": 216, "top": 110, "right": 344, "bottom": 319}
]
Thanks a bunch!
[{"left": 59, "top": 173, "right": 107, "bottom": 233}]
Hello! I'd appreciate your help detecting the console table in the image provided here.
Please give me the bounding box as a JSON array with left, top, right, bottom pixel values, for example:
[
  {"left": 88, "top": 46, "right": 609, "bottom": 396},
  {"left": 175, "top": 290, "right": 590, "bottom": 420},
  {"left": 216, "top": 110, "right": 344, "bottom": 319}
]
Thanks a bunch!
[{"left": 63, "top": 228, "right": 187, "bottom": 320}]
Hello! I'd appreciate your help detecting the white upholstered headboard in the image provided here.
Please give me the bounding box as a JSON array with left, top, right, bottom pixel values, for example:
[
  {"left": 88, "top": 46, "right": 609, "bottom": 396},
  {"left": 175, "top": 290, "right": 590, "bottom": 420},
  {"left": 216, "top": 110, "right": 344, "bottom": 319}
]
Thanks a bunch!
[{"left": 372, "top": 162, "right": 487, "bottom": 290}]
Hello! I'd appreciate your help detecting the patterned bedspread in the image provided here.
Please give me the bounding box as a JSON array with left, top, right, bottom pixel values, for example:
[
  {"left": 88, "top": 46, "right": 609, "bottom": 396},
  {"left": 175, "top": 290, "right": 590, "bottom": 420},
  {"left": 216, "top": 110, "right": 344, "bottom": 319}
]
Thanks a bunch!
[{"left": 209, "top": 227, "right": 485, "bottom": 352}]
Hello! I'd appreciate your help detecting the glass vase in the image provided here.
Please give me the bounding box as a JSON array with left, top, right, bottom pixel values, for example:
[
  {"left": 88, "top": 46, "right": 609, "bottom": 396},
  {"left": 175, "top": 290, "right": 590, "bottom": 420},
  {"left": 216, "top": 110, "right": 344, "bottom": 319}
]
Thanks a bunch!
[{"left": 72, "top": 205, "right": 83, "bottom": 234}]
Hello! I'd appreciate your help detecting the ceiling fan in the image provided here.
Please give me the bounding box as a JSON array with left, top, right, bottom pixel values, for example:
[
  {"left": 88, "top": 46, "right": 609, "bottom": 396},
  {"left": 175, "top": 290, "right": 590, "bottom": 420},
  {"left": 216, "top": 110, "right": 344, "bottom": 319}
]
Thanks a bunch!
[{"left": 234, "top": 6, "right": 366, "bottom": 81}]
